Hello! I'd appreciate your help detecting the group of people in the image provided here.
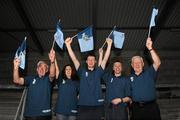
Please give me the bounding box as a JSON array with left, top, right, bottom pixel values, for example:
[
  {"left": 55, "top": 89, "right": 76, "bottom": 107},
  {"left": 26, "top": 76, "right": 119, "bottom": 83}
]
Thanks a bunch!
[{"left": 13, "top": 37, "right": 161, "bottom": 120}]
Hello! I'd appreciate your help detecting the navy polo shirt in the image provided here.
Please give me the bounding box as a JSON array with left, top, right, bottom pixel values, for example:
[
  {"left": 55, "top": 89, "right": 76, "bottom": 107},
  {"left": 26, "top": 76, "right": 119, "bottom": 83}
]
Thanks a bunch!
[
  {"left": 129, "top": 65, "right": 157, "bottom": 102},
  {"left": 77, "top": 66, "right": 104, "bottom": 106},
  {"left": 102, "top": 73, "right": 131, "bottom": 106},
  {"left": 55, "top": 77, "right": 79, "bottom": 116},
  {"left": 24, "top": 75, "right": 52, "bottom": 117}
]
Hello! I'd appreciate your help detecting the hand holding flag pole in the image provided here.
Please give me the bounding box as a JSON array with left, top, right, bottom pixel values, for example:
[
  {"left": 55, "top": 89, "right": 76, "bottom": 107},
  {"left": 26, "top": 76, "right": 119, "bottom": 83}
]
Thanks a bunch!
[{"left": 101, "top": 26, "right": 116, "bottom": 49}]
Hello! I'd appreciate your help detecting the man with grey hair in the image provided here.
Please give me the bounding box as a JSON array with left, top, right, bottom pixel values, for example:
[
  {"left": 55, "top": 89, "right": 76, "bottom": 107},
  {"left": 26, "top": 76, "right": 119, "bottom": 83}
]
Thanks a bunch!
[
  {"left": 129, "top": 37, "right": 161, "bottom": 120},
  {"left": 13, "top": 49, "right": 56, "bottom": 120}
]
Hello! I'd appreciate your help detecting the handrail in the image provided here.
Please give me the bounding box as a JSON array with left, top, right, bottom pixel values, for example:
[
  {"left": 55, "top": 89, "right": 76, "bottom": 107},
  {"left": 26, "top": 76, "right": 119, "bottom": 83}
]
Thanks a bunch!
[{"left": 14, "top": 88, "right": 27, "bottom": 120}]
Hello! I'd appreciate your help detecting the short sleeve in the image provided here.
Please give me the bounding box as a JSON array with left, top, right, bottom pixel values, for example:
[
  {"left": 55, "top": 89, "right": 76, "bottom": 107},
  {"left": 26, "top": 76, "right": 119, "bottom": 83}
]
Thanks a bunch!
[
  {"left": 147, "top": 65, "right": 157, "bottom": 79},
  {"left": 96, "top": 66, "right": 104, "bottom": 76},
  {"left": 77, "top": 65, "right": 84, "bottom": 76},
  {"left": 24, "top": 76, "right": 32, "bottom": 86}
]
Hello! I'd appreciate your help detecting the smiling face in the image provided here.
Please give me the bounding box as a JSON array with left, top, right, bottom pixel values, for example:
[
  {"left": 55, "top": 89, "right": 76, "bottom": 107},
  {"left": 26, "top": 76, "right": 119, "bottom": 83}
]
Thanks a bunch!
[
  {"left": 131, "top": 56, "right": 144, "bottom": 74},
  {"left": 86, "top": 55, "right": 96, "bottom": 69},
  {"left": 65, "top": 66, "right": 72, "bottom": 79},
  {"left": 36, "top": 61, "right": 48, "bottom": 77},
  {"left": 113, "top": 62, "right": 122, "bottom": 75}
]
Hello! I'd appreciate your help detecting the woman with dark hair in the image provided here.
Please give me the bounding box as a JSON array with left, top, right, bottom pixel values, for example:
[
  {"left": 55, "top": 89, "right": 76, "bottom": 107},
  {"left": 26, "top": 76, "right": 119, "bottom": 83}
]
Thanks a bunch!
[{"left": 55, "top": 62, "right": 79, "bottom": 120}]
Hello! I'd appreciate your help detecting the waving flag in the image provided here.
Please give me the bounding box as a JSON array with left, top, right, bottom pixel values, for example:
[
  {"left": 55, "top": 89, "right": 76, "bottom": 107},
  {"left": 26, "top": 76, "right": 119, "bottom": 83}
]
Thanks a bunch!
[
  {"left": 77, "top": 26, "right": 94, "bottom": 52},
  {"left": 109, "top": 27, "right": 125, "bottom": 49},
  {"left": 54, "top": 22, "right": 64, "bottom": 49},
  {"left": 149, "top": 8, "right": 158, "bottom": 28},
  {"left": 15, "top": 37, "right": 27, "bottom": 70},
  {"left": 112, "top": 30, "right": 125, "bottom": 49},
  {"left": 148, "top": 8, "right": 158, "bottom": 37}
]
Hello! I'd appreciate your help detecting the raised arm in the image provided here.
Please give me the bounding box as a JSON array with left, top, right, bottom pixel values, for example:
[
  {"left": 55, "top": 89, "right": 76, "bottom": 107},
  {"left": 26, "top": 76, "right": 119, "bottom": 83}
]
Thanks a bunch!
[
  {"left": 146, "top": 37, "right": 161, "bottom": 71},
  {"left": 13, "top": 58, "right": 24, "bottom": 85},
  {"left": 98, "top": 48, "right": 103, "bottom": 66},
  {"left": 100, "top": 38, "right": 112, "bottom": 69},
  {"left": 49, "top": 49, "right": 56, "bottom": 81},
  {"left": 55, "top": 59, "right": 60, "bottom": 79},
  {"left": 65, "top": 37, "right": 80, "bottom": 70}
]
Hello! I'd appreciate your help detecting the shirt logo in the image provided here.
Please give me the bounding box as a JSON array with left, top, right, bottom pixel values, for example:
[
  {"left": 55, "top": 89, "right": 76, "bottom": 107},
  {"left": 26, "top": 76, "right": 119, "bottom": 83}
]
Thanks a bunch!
[
  {"left": 110, "top": 78, "right": 113, "bottom": 83},
  {"left": 62, "top": 79, "right": 66, "bottom": 84},
  {"left": 32, "top": 79, "right": 36, "bottom": 84},
  {"left": 98, "top": 99, "right": 104, "bottom": 102},
  {"left": 85, "top": 72, "right": 88, "bottom": 77},
  {"left": 42, "top": 109, "right": 51, "bottom": 113},
  {"left": 130, "top": 77, "right": 134, "bottom": 82},
  {"left": 71, "top": 110, "right": 78, "bottom": 113}
]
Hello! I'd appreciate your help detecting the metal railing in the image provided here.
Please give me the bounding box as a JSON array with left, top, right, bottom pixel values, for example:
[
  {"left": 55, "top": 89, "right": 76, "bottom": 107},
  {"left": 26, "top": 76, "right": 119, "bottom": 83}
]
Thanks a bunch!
[{"left": 14, "top": 87, "right": 27, "bottom": 120}]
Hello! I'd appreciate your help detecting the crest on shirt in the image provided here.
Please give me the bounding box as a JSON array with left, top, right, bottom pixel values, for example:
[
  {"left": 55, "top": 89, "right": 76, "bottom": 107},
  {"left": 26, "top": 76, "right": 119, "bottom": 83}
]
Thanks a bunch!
[
  {"left": 32, "top": 78, "right": 36, "bottom": 84},
  {"left": 62, "top": 79, "right": 66, "bottom": 84},
  {"left": 42, "top": 109, "right": 51, "bottom": 113},
  {"left": 85, "top": 72, "right": 88, "bottom": 77},
  {"left": 110, "top": 78, "right": 113, "bottom": 83},
  {"left": 130, "top": 77, "right": 134, "bottom": 82},
  {"left": 98, "top": 99, "right": 104, "bottom": 102},
  {"left": 71, "top": 110, "right": 78, "bottom": 113}
]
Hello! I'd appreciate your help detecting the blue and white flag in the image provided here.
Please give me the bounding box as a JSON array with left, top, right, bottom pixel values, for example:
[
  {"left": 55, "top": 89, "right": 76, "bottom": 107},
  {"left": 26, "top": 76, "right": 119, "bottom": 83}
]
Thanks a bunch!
[
  {"left": 54, "top": 22, "right": 64, "bottom": 49},
  {"left": 149, "top": 8, "right": 158, "bottom": 28},
  {"left": 77, "top": 26, "right": 94, "bottom": 52},
  {"left": 113, "top": 30, "right": 125, "bottom": 49},
  {"left": 109, "top": 28, "right": 125, "bottom": 49},
  {"left": 15, "top": 37, "right": 27, "bottom": 70}
]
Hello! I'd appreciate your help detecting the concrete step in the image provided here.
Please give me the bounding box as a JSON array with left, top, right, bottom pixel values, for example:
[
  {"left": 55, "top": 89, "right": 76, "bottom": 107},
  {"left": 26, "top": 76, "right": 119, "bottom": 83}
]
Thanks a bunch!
[{"left": 0, "top": 90, "right": 180, "bottom": 120}]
